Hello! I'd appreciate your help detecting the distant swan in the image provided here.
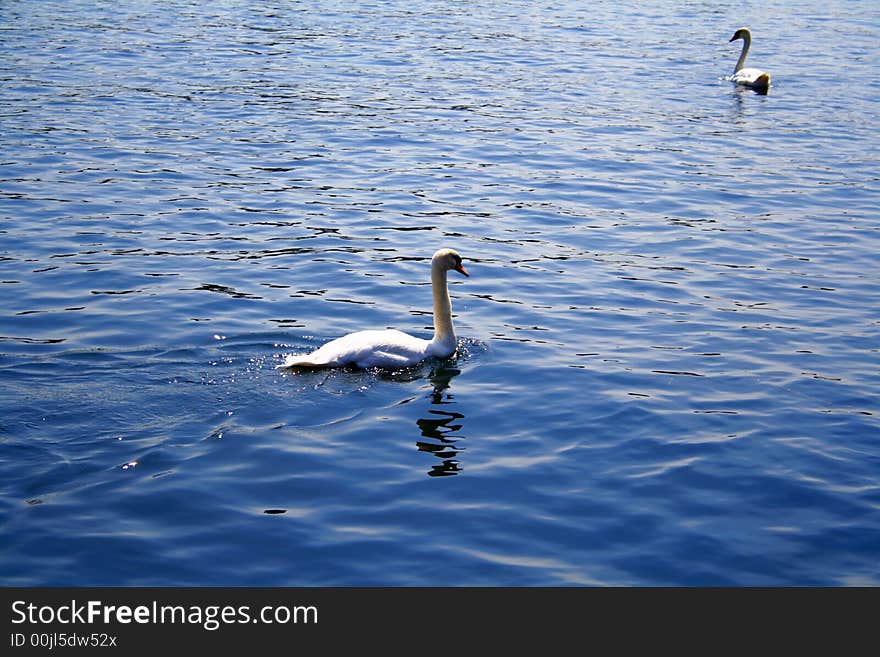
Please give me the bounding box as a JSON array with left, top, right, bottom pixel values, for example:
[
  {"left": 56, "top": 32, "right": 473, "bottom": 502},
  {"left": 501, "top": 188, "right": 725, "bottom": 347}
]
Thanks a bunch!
[
  {"left": 728, "top": 27, "right": 771, "bottom": 94},
  {"left": 279, "top": 248, "right": 469, "bottom": 369}
]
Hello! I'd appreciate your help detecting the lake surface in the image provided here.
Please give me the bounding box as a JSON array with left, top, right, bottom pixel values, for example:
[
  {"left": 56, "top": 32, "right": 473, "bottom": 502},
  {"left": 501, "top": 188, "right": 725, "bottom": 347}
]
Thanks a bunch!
[{"left": 1, "top": 0, "right": 878, "bottom": 586}]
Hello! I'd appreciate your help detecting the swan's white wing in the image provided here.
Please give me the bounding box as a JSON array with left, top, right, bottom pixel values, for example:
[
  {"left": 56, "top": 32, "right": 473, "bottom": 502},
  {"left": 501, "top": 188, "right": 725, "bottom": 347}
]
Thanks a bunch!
[
  {"left": 731, "top": 68, "right": 765, "bottom": 83},
  {"left": 280, "top": 329, "right": 431, "bottom": 369},
  {"left": 731, "top": 68, "right": 770, "bottom": 92},
  {"left": 356, "top": 350, "right": 420, "bottom": 369}
]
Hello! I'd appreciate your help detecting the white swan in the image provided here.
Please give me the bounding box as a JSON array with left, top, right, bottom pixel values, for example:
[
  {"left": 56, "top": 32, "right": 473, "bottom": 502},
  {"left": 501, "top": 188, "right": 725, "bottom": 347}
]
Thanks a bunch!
[
  {"left": 279, "top": 248, "right": 469, "bottom": 369},
  {"left": 728, "top": 27, "right": 771, "bottom": 94}
]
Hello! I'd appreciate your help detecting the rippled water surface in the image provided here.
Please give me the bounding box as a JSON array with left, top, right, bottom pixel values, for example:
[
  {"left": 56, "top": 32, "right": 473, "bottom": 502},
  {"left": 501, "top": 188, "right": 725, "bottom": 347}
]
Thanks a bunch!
[{"left": 2, "top": 1, "right": 879, "bottom": 586}]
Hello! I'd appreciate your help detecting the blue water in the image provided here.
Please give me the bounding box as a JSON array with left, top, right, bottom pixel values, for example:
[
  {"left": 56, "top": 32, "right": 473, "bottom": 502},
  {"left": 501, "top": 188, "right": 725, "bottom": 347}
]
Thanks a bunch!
[{"left": 1, "top": 0, "right": 878, "bottom": 586}]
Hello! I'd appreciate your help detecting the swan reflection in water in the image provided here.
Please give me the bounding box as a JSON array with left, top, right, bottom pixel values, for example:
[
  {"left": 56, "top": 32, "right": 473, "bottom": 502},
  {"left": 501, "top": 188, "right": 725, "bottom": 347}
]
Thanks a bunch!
[{"left": 416, "top": 364, "right": 466, "bottom": 477}]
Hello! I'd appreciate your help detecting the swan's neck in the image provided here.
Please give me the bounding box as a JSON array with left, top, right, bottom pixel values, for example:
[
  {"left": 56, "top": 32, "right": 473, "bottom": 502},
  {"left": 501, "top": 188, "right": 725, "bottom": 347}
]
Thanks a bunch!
[
  {"left": 429, "top": 265, "right": 456, "bottom": 355},
  {"left": 734, "top": 34, "right": 751, "bottom": 73}
]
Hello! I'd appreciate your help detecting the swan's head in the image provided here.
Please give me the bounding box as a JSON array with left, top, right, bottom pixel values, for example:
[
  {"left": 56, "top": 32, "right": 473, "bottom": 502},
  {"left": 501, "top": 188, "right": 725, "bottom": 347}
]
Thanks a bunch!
[
  {"left": 729, "top": 27, "right": 751, "bottom": 43},
  {"left": 432, "top": 248, "right": 469, "bottom": 277}
]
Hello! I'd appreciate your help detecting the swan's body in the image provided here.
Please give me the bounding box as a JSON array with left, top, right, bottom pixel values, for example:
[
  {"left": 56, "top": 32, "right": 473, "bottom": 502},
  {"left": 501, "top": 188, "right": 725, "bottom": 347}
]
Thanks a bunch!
[
  {"left": 280, "top": 248, "right": 469, "bottom": 370},
  {"left": 728, "top": 27, "right": 771, "bottom": 94}
]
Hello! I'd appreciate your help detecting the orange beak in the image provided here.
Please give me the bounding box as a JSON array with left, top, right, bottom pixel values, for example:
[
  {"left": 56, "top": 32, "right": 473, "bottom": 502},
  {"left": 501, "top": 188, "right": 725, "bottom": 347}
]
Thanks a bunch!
[{"left": 455, "top": 263, "right": 469, "bottom": 277}]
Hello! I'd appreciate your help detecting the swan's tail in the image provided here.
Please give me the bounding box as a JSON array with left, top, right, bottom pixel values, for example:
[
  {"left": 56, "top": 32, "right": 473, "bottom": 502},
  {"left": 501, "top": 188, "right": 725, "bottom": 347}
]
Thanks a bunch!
[
  {"left": 754, "top": 73, "right": 770, "bottom": 94},
  {"left": 276, "top": 355, "right": 327, "bottom": 370}
]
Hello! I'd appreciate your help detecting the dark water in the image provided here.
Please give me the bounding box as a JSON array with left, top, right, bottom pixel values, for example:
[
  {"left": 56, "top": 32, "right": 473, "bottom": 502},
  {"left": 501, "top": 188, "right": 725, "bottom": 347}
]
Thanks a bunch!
[{"left": 1, "top": 1, "right": 878, "bottom": 585}]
